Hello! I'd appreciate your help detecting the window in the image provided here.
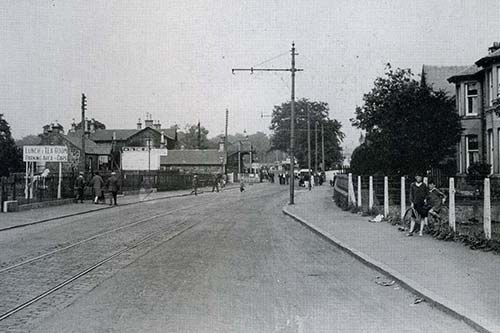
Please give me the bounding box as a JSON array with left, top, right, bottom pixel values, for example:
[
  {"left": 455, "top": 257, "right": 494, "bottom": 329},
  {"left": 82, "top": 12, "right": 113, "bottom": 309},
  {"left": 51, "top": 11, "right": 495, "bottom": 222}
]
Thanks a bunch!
[
  {"left": 466, "top": 135, "right": 479, "bottom": 171},
  {"left": 497, "top": 67, "right": 500, "bottom": 100},
  {"left": 465, "top": 83, "right": 478, "bottom": 115},
  {"left": 488, "top": 70, "right": 493, "bottom": 106},
  {"left": 458, "top": 140, "right": 463, "bottom": 173},
  {"left": 456, "top": 85, "right": 461, "bottom": 110},
  {"left": 489, "top": 130, "right": 494, "bottom": 174}
]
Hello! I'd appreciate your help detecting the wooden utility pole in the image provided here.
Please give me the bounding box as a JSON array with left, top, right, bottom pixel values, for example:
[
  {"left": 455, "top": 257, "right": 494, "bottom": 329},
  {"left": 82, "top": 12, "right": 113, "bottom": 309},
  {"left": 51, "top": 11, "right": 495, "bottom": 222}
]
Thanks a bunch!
[
  {"left": 315, "top": 120, "right": 318, "bottom": 173},
  {"left": 321, "top": 122, "right": 325, "bottom": 172},
  {"left": 81, "top": 93, "right": 86, "bottom": 172},
  {"left": 224, "top": 109, "right": 229, "bottom": 175},
  {"left": 232, "top": 42, "right": 302, "bottom": 204},
  {"left": 307, "top": 105, "right": 312, "bottom": 191}
]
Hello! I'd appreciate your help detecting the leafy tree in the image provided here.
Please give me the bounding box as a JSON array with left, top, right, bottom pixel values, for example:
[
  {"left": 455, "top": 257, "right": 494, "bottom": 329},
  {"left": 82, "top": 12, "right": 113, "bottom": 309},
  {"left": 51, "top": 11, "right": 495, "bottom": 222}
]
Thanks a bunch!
[
  {"left": 270, "top": 98, "right": 344, "bottom": 170},
  {"left": 0, "top": 114, "right": 22, "bottom": 176},
  {"left": 178, "top": 123, "right": 216, "bottom": 149},
  {"left": 351, "top": 65, "right": 462, "bottom": 175}
]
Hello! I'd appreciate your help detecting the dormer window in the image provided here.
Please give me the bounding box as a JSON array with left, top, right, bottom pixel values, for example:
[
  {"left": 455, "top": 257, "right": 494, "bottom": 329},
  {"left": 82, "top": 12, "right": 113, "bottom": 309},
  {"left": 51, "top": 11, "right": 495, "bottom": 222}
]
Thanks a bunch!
[{"left": 465, "top": 82, "right": 478, "bottom": 115}]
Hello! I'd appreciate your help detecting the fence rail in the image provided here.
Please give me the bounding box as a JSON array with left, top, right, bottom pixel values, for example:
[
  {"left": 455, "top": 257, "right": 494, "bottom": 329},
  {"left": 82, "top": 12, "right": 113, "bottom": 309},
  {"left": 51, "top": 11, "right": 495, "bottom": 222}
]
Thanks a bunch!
[
  {"left": 0, "top": 171, "right": 220, "bottom": 212},
  {"left": 334, "top": 173, "right": 500, "bottom": 242}
]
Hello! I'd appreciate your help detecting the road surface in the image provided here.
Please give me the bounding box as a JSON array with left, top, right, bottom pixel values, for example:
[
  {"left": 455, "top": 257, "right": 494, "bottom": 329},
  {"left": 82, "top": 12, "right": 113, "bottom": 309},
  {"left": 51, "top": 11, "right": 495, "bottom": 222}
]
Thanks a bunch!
[{"left": 0, "top": 184, "right": 472, "bottom": 332}]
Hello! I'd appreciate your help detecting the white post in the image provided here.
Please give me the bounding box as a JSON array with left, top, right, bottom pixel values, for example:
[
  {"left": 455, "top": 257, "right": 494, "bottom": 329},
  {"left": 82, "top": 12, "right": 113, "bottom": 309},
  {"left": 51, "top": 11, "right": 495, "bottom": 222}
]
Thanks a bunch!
[
  {"left": 449, "top": 177, "right": 456, "bottom": 232},
  {"left": 29, "top": 162, "right": 34, "bottom": 199},
  {"left": 400, "top": 177, "right": 406, "bottom": 221},
  {"left": 357, "top": 175, "right": 362, "bottom": 208},
  {"left": 25, "top": 162, "right": 29, "bottom": 199},
  {"left": 348, "top": 173, "right": 356, "bottom": 206},
  {"left": 57, "top": 162, "right": 62, "bottom": 199},
  {"left": 384, "top": 176, "right": 389, "bottom": 217},
  {"left": 369, "top": 176, "right": 374, "bottom": 211},
  {"left": 484, "top": 178, "right": 492, "bottom": 240}
]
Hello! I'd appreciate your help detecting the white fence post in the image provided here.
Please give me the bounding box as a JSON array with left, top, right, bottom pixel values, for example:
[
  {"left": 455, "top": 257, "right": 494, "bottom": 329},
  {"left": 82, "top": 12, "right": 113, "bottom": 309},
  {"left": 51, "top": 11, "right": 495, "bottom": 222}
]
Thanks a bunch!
[
  {"left": 357, "top": 176, "right": 362, "bottom": 208},
  {"left": 484, "top": 178, "right": 491, "bottom": 240},
  {"left": 400, "top": 177, "right": 406, "bottom": 221},
  {"left": 369, "top": 176, "right": 374, "bottom": 211},
  {"left": 449, "top": 177, "right": 456, "bottom": 232},
  {"left": 384, "top": 176, "right": 389, "bottom": 217},
  {"left": 348, "top": 173, "right": 357, "bottom": 206}
]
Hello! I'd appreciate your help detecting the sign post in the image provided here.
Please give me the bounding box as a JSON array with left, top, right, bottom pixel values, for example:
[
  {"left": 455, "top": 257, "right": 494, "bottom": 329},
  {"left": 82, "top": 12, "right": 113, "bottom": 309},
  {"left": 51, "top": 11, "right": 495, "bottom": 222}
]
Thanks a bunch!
[{"left": 23, "top": 146, "right": 68, "bottom": 200}]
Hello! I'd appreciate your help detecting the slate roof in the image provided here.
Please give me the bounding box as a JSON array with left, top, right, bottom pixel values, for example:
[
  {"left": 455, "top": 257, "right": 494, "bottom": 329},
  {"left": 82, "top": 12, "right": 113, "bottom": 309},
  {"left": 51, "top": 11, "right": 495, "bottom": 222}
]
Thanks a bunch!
[
  {"left": 475, "top": 48, "right": 500, "bottom": 67},
  {"left": 160, "top": 150, "right": 226, "bottom": 166},
  {"left": 421, "top": 65, "right": 469, "bottom": 96},
  {"left": 89, "top": 128, "right": 176, "bottom": 142},
  {"left": 64, "top": 132, "right": 112, "bottom": 155},
  {"left": 447, "top": 64, "right": 483, "bottom": 83}
]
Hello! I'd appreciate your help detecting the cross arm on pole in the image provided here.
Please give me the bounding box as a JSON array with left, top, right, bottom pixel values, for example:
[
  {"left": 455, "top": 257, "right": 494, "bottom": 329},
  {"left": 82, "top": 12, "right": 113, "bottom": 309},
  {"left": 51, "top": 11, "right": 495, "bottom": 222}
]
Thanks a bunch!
[{"left": 232, "top": 68, "right": 303, "bottom": 74}]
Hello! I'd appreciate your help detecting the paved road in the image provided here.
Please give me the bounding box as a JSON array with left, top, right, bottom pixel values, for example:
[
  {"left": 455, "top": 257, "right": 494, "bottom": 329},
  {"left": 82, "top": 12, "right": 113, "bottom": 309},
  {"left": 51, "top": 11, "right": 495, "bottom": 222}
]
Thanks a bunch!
[{"left": 1, "top": 184, "right": 471, "bottom": 332}]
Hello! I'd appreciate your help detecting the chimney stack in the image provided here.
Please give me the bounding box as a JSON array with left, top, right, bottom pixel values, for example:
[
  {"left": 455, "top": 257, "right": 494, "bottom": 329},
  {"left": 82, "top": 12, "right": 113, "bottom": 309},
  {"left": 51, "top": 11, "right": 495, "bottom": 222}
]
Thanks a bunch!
[
  {"left": 137, "top": 118, "right": 142, "bottom": 130},
  {"left": 90, "top": 118, "right": 95, "bottom": 133},
  {"left": 488, "top": 41, "right": 500, "bottom": 54}
]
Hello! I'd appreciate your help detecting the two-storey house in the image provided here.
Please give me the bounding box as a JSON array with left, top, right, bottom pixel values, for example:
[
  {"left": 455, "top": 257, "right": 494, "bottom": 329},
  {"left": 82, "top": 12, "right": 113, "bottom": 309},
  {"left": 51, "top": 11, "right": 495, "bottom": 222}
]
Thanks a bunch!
[{"left": 448, "top": 42, "right": 500, "bottom": 178}]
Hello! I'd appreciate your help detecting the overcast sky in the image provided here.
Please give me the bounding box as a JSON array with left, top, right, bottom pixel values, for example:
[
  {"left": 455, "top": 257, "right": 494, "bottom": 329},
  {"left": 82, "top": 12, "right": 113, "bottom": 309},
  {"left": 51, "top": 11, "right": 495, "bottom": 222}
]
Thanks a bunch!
[{"left": 1, "top": 0, "right": 500, "bottom": 152}]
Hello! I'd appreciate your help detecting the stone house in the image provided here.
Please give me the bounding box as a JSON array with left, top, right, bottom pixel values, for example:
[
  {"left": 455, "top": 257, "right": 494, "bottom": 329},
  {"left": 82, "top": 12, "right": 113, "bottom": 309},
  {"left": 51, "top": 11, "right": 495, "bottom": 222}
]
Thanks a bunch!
[{"left": 448, "top": 42, "right": 500, "bottom": 177}]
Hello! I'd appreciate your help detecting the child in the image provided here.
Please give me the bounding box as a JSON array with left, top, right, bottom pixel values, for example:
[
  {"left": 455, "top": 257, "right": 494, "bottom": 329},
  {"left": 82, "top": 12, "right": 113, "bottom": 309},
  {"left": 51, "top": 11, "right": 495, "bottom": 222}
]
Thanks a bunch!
[
  {"left": 426, "top": 179, "right": 446, "bottom": 226},
  {"left": 408, "top": 175, "right": 428, "bottom": 237},
  {"left": 240, "top": 179, "right": 245, "bottom": 192}
]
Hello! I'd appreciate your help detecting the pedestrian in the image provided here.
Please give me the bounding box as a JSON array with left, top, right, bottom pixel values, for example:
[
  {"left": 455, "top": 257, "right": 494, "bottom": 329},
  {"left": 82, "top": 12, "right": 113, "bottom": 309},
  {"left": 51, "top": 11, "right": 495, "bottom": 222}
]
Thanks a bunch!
[
  {"left": 191, "top": 174, "right": 198, "bottom": 196},
  {"left": 90, "top": 171, "right": 105, "bottom": 204},
  {"left": 106, "top": 172, "right": 120, "bottom": 206},
  {"left": 212, "top": 173, "right": 221, "bottom": 192},
  {"left": 426, "top": 179, "right": 446, "bottom": 226},
  {"left": 407, "top": 175, "right": 429, "bottom": 236},
  {"left": 285, "top": 171, "right": 290, "bottom": 185},
  {"left": 74, "top": 171, "right": 85, "bottom": 203},
  {"left": 240, "top": 179, "right": 245, "bottom": 192}
]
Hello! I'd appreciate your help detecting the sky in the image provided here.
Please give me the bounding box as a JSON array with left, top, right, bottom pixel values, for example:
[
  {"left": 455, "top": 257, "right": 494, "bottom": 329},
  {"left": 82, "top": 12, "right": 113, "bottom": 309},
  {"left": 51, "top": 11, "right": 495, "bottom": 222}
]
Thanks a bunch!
[{"left": 1, "top": 0, "right": 500, "bottom": 154}]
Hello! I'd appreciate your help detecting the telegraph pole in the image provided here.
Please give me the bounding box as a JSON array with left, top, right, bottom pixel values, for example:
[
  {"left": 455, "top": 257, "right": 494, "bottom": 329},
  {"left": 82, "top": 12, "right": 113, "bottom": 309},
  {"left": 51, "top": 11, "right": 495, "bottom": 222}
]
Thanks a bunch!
[
  {"left": 315, "top": 120, "right": 318, "bottom": 173},
  {"left": 232, "top": 42, "right": 302, "bottom": 204},
  {"left": 321, "top": 122, "right": 325, "bottom": 173},
  {"left": 307, "top": 105, "right": 312, "bottom": 191},
  {"left": 224, "top": 109, "right": 229, "bottom": 175},
  {"left": 81, "top": 93, "right": 86, "bottom": 172}
]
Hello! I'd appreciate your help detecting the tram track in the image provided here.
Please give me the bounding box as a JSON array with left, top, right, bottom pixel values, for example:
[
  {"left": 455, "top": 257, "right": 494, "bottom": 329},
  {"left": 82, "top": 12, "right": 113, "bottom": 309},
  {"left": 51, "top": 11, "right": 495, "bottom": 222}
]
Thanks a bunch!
[
  {"left": 0, "top": 200, "right": 209, "bottom": 275},
  {"left": 0, "top": 214, "right": 201, "bottom": 322}
]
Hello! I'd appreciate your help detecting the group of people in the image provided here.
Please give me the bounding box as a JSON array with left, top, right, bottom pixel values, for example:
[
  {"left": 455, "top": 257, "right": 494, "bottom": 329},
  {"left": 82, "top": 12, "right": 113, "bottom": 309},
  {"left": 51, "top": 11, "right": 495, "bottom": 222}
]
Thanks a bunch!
[
  {"left": 74, "top": 171, "right": 120, "bottom": 206},
  {"left": 191, "top": 173, "right": 243, "bottom": 195},
  {"left": 406, "top": 175, "right": 447, "bottom": 237}
]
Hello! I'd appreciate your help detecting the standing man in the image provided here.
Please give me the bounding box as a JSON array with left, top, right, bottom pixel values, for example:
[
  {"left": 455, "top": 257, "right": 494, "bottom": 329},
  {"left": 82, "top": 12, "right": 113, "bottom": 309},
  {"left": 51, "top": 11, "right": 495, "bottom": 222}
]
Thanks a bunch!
[
  {"left": 106, "top": 172, "right": 120, "bottom": 206},
  {"left": 74, "top": 171, "right": 85, "bottom": 203},
  {"left": 90, "top": 171, "right": 104, "bottom": 204},
  {"left": 212, "top": 173, "right": 221, "bottom": 193},
  {"left": 191, "top": 174, "right": 198, "bottom": 196}
]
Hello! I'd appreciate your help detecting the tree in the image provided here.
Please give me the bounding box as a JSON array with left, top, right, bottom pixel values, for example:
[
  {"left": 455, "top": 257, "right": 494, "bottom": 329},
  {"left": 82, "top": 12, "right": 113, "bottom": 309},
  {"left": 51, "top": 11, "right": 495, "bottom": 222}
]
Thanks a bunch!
[
  {"left": 178, "top": 123, "right": 216, "bottom": 149},
  {"left": 350, "top": 65, "right": 462, "bottom": 175},
  {"left": 0, "top": 114, "right": 22, "bottom": 177},
  {"left": 270, "top": 98, "right": 344, "bottom": 169}
]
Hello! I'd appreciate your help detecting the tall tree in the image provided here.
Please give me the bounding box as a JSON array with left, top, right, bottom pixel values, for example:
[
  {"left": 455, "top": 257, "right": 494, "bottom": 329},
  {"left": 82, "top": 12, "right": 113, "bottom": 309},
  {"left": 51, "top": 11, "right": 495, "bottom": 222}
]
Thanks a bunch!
[
  {"left": 270, "top": 98, "right": 344, "bottom": 169},
  {"left": 350, "top": 65, "right": 462, "bottom": 175},
  {"left": 178, "top": 123, "right": 216, "bottom": 149},
  {"left": 0, "top": 114, "right": 22, "bottom": 176}
]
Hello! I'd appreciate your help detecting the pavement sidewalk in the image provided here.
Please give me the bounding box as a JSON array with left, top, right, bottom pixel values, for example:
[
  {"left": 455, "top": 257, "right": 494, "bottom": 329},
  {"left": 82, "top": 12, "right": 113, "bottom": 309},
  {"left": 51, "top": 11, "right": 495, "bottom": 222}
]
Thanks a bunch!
[
  {"left": 0, "top": 185, "right": 236, "bottom": 232},
  {"left": 283, "top": 186, "right": 500, "bottom": 333}
]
